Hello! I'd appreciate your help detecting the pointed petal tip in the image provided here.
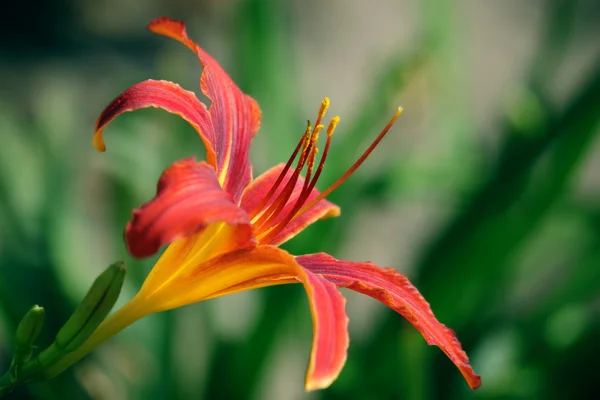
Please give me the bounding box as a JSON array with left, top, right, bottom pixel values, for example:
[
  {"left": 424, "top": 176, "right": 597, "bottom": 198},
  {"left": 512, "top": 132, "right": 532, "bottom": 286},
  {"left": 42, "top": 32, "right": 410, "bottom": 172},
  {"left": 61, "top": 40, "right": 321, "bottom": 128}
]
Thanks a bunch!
[
  {"left": 92, "top": 79, "right": 217, "bottom": 165},
  {"left": 304, "top": 375, "right": 337, "bottom": 392},
  {"left": 148, "top": 16, "right": 184, "bottom": 32},
  {"left": 146, "top": 16, "right": 261, "bottom": 200},
  {"left": 301, "top": 270, "right": 349, "bottom": 393},
  {"left": 92, "top": 129, "right": 106, "bottom": 152},
  {"left": 146, "top": 18, "right": 199, "bottom": 60},
  {"left": 465, "top": 371, "right": 482, "bottom": 390},
  {"left": 147, "top": 17, "right": 185, "bottom": 38},
  {"left": 304, "top": 334, "right": 348, "bottom": 391},
  {"left": 296, "top": 253, "right": 481, "bottom": 390},
  {"left": 325, "top": 206, "right": 341, "bottom": 218}
]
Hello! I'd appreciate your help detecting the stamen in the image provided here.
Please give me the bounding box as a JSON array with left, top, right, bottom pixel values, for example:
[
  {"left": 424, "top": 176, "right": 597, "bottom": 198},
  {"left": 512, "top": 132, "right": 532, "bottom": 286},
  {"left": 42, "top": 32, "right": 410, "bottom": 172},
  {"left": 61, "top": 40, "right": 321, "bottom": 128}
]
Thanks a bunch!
[
  {"left": 249, "top": 121, "right": 312, "bottom": 221},
  {"left": 326, "top": 115, "right": 340, "bottom": 137},
  {"left": 254, "top": 124, "right": 324, "bottom": 234},
  {"left": 306, "top": 129, "right": 321, "bottom": 175},
  {"left": 259, "top": 117, "right": 339, "bottom": 244},
  {"left": 251, "top": 99, "right": 402, "bottom": 245},
  {"left": 309, "top": 116, "right": 339, "bottom": 189},
  {"left": 250, "top": 98, "right": 330, "bottom": 222},
  {"left": 314, "top": 97, "right": 330, "bottom": 129},
  {"left": 294, "top": 107, "right": 403, "bottom": 219}
]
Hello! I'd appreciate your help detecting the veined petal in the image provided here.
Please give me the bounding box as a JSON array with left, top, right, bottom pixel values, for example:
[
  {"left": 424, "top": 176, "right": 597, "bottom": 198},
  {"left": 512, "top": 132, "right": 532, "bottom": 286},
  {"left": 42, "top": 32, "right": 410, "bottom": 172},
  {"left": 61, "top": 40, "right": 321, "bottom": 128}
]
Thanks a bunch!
[
  {"left": 93, "top": 79, "right": 217, "bottom": 166},
  {"left": 300, "top": 267, "right": 349, "bottom": 391},
  {"left": 295, "top": 253, "right": 482, "bottom": 390},
  {"left": 240, "top": 163, "right": 340, "bottom": 246},
  {"left": 126, "top": 158, "right": 252, "bottom": 258},
  {"left": 145, "top": 246, "right": 349, "bottom": 391},
  {"left": 149, "top": 17, "right": 261, "bottom": 201}
]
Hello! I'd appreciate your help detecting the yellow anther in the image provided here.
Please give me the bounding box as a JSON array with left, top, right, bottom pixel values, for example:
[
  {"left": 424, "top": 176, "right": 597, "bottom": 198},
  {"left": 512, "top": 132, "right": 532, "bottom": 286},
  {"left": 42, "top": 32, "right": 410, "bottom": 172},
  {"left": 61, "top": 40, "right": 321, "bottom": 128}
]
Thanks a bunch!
[
  {"left": 326, "top": 116, "right": 340, "bottom": 137},
  {"left": 318, "top": 98, "right": 330, "bottom": 119},
  {"left": 301, "top": 122, "right": 313, "bottom": 152},
  {"left": 304, "top": 120, "right": 312, "bottom": 137},
  {"left": 396, "top": 106, "right": 403, "bottom": 116},
  {"left": 312, "top": 124, "right": 325, "bottom": 142},
  {"left": 307, "top": 147, "right": 319, "bottom": 170},
  {"left": 303, "top": 124, "right": 323, "bottom": 159},
  {"left": 312, "top": 135, "right": 319, "bottom": 147}
]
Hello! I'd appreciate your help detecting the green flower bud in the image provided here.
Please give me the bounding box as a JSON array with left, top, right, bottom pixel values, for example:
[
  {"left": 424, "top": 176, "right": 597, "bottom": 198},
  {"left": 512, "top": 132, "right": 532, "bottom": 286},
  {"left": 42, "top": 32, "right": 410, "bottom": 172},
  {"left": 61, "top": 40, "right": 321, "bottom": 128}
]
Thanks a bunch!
[
  {"left": 54, "top": 261, "right": 126, "bottom": 353},
  {"left": 13, "top": 305, "right": 45, "bottom": 366},
  {"left": 16, "top": 306, "right": 45, "bottom": 349}
]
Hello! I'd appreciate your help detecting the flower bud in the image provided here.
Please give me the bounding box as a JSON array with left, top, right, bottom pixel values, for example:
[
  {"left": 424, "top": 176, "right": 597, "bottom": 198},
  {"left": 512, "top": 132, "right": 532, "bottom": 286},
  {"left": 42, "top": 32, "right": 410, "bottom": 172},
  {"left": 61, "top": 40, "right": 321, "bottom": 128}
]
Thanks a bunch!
[
  {"left": 13, "top": 305, "right": 45, "bottom": 365},
  {"left": 54, "top": 261, "right": 126, "bottom": 353}
]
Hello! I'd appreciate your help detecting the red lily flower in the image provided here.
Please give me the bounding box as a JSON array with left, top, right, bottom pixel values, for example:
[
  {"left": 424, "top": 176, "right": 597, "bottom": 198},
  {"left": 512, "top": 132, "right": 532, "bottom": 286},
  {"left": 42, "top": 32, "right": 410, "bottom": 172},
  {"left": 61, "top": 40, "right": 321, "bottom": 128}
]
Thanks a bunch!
[{"left": 89, "top": 17, "right": 481, "bottom": 391}]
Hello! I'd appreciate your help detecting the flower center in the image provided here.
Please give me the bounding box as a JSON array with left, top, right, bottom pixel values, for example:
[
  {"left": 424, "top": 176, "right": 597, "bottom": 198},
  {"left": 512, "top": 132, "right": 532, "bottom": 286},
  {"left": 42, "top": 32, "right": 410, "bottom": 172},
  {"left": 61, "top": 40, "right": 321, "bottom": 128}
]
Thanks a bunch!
[{"left": 250, "top": 98, "right": 402, "bottom": 245}]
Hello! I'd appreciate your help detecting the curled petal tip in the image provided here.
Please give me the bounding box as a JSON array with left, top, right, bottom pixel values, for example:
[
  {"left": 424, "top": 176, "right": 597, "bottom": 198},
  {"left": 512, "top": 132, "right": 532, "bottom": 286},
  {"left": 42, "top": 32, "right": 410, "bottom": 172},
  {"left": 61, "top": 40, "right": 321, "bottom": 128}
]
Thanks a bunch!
[
  {"left": 302, "top": 270, "right": 349, "bottom": 393},
  {"left": 466, "top": 372, "right": 482, "bottom": 390},
  {"left": 148, "top": 16, "right": 184, "bottom": 31},
  {"left": 146, "top": 16, "right": 261, "bottom": 201},
  {"left": 125, "top": 159, "right": 252, "bottom": 258},
  {"left": 296, "top": 253, "right": 480, "bottom": 389},
  {"left": 305, "top": 375, "right": 337, "bottom": 392},
  {"left": 92, "top": 129, "right": 106, "bottom": 152}
]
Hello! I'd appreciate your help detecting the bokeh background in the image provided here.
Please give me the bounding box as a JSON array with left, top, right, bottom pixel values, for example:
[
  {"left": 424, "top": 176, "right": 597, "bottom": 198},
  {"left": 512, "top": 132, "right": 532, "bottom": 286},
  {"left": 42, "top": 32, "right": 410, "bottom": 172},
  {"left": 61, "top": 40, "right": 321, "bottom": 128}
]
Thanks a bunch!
[{"left": 1, "top": 0, "right": 599, "bottom": 399}]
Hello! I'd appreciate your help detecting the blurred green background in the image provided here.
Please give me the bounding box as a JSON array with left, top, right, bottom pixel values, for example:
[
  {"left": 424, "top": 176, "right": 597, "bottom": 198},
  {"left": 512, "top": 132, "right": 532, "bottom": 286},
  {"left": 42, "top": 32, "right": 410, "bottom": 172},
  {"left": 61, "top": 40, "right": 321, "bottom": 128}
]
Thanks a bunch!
[{"left": 1, "top": 0, "right": 599, "bottom": 399}]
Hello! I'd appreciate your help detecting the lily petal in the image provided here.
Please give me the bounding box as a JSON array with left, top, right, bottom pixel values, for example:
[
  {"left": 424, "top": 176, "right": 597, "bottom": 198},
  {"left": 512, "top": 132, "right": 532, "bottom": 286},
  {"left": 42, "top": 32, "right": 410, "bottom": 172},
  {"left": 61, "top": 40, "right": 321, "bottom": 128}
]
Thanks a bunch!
[
  {"left": 140, "top": 222, "right": 251, "bottom": 298},
  {"left": 295, "top": 253, "right": 482, "bottom": 390},
  {"left": 240, "top": 163, "right": 340, "bottom": 245},
  {"left": 145, "top": 246, "right": 349, "bottom": 391},
  {"left": 149, "top": 17, "right": 261, "bottom": 201},
  {"left": 300, "top": 266, "right": 349, "bottom": 391},
  {"left": 126, "top": 158, "right": 252, "bottom": 258},
  {"left": 93, "top": 79, "right": 216, "bottom": 166}
]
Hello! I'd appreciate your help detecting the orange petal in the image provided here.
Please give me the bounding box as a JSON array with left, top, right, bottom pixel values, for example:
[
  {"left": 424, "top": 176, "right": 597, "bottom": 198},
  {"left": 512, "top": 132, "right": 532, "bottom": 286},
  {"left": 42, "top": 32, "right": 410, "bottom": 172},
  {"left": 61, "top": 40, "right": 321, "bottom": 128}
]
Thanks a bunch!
[
  {"left": 140, "top": 222, "right": 253, "bottom": 297},
  {"left": 125, "top": 158, "right": 252, "bottom": 258},
  {"left": 295, "top": 253, "right": 482, "bottom": 390},
  {"left": 240, "top": 163, "right": 340, "bottom": 245},
  {"left": 147, "top": 246, "right": 349, "bottom": 390},
  {"left": 93, "top": 79, "right": 216, "bottom": 166},
  {"left": 149, "top": 17, "right": 262, "bottom": 201}
]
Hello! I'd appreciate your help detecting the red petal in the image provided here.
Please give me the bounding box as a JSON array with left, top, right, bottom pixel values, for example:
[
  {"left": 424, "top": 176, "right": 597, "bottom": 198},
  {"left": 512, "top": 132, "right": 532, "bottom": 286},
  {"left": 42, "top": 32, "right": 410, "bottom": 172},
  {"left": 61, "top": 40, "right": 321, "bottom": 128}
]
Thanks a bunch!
[
  {"left": 149, "top": 17, "right": 261, "bottom": 201},
  {"left": 150, "top": 244, "right": 349, "bottom": 390},
  {"left": 295, "top": 253, "right": 482, "bottom": 390},
  {"left": 125, "top": 158, "right": 252, "bottom": 258},
  {"left": 240, "top": 163, "right": 340, "bottom": 245},
  {"left": 233, "top": 246, "right": 350, "bottom": 391},
  {"left": 93, "top": 79, "right": 217, "bottom": 166},
  {"left": 298, "top": 266, "right": 349, "bottom": 391}
]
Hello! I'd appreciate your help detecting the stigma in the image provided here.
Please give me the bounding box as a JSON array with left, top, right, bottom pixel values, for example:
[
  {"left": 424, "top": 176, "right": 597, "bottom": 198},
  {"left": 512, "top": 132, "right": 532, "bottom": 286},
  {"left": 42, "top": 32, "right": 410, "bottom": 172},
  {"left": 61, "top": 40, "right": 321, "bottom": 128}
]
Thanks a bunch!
[{"left": 250, "top": 98, "right": 402, "bottom": 244}]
